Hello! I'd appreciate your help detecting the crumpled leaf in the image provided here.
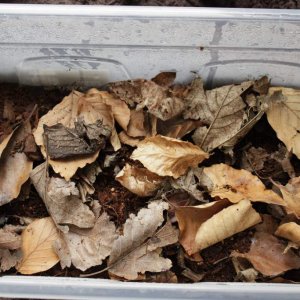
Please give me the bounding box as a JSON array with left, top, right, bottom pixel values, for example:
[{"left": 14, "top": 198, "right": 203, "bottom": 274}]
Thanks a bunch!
[
  {"left": 108, "top": 201, "right": 178, "bottom": 280},
  {"left": 34, "top": 90, "right": 126, "bottom": 180},
  {"left": 0, "top": 225, "right": 22, "bottom": 250},
  {"left": 231, "top": 232, "right": 300, "bottom": 276},
  {"left": 195, "top": 200, "right": 261, "bottom": 252},
  {"left": 109, "top": 78, "right": 184, "bottom": 121},
  {"left": 266, "top": 87, "right": 300, "bottom": 159},
  {"left": 0, "top": 120, "right": 33, "bottom": 206},
  {"left": 54, "top": 208, "right": 117, "bottom": 271},
  {"left": 275, "top": 222, "right": 300, "bottom": 246},
  {"left": 43, "top": 119, "right": 111, "bottom": 160},
  {"left": 30, "top": 163, "right": 95, "bottom": 230},
  {"left": 176, "top": 199, "right": 231, "bottom": 255},
  {"left": 151, "top": 72, "right": 176, "bottom": 87},
  {"left": 17, "top": 217, "right": 60, "bottom": 275},
  {"left": 116, "top": 164, "right": 164, "bottom": 197},
  {"left": 131, "top": 135, "right": 208, "bottom": 179},
  {"left": 276, "top": 177, "right": 300, "bottom": 218},
  {"left": 187, "top": 78, "right": 265, "bottom": 151},
  {"left": 202, "top": 164, "right": 285, "bottom": 205},
  {"left": 0, "top": 249, "right": 22, "bottom": 272}
]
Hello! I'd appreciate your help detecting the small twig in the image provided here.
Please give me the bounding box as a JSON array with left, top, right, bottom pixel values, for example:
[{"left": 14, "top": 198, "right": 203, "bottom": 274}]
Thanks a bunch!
[{"left": 200, "top": 85, "right": 233, "bottom": 148}]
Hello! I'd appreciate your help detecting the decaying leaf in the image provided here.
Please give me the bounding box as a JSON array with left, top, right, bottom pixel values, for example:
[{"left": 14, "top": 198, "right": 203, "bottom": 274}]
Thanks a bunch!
[
  {"left": 202, "top": 164, "right": 285, "bottom": 205},
  {"left": 131, "top": 135, "right": 209, "bottom": 178},
  {"left": 176, "top": 199, "right": 231, "bottom": 255},
  {"left": 30, "top": 163, "right": 95, "bottom": 230},
  {"left": 0, "top": 225, "right": 22, "bottom": 250},
  {"left": 119, "top": 131, "right": 142, "bottom": 147},
  {"left": 266, "top": 87, "right": 300, "bottom": 159},
  {"left": 0, "top": 249, "right": 22, "bottom": 272},
  {"left": 116, "top": 164, "right": 164, "bottom": 197},
  {"left": 146, "top": 270, "right": 178, "bottom": 283},
  {"left": 17, "top": 217, "right": 60, "bottom": 275},
  {"left": 232, "top": 257, "right": 259, "bottom": 282},
  {"left": 275, "top": 222, "right": 300, "bottom": 246},
  {"left": 241, "top": 147, "right": 269, "bottom": 173},
  {"left": 231, "top": 232, "right": 300, "bottom": 276},
  {"left": 109, "top": 78, "right": 184, "bottom": 121},
  {"left": 151, "top": 72, "right": 176, "bottom": 87},
  {"left": 108, "top": 201, "right": 178, "bottom": 280},
  {"left": 54, "top": 210, "right": 117, "bottom": 271},
  {"left": 0, "top": 120, "right": 33, "bottom": 206},
  {"left": 195, "top": 200, "right": 261, "bottom": 252}
]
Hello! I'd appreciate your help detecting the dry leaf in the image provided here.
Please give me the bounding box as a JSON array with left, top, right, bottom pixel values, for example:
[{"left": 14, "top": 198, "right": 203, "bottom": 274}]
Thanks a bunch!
[
  {"left": 119, "top": 131, "right": 142, "bottom": 147},
  {"left": 275, "top": 222, "right": 300, "bottom": 246},
  {"left": 109, "top": 79, "right": 184, "bottom": 121},
  {"left": 131, "top": 135, "right": 208, "bottom": 179},
  {"left": 151, "top": 72, "right": 176, "bottom": 87},
  {"left": 0, "top": 249, "right": 22, "bottom": 272},
  {"left": 108, "top": 201, "right": 178, "bottom": 280},
  {"left": 0, "top": 225, "right": 22, "bottom": 250},
  {"left": 54, "top": 211, "right": 117, "bottom": 271},
  {"left": 116, "top": 164, "right": 164, "bottom": 197},
  {"left": 127, "top": 110, "right": 147, "bottom": 137},
  {"left": 0, "top": 120, "right": 33, "bottom": 206},
  {"left": 277, "top": 177, "right": 300, "bottom": 218},
  {"left": 17, "top": 217, "right": 60, "bottom": 274},
  {"left": 202, "top": 164, "right": 285, "bottom": 205},
  {"left": 255, "top": 214, "right": 278, "bottom": 234},
  {"left": 176, "top": 199, "right": 231, "bottom": 254},
  {"left": 195, "top": 200, "right": 261, "bottom": 251},
  {"left": 232, "top": 257, "right": 259, "bottom": 282},
  {"left": 267, "top": 87, "right": 300, "bottom": 159},
  {"left": 30, "top": 163, "right": 95, "bottom": 229},
  {"left": 231, "top": 232, "right": 300, "bottom": 276},
  {"left": 146, "top": 271, "right": 178, "bottom": 283},
  {"left": 3, "top": 100, "right": 15, "bottom": 122}
]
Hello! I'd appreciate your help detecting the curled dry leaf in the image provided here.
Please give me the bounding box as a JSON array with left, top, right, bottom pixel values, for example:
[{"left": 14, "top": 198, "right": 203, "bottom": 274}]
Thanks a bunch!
[
  {"left": 0, "top": 225, "right": 22, "bottom": 250},
  {"left": 0, "top": 120, "right": 33, "bottom": 206},
  {"left": 202, "top": 164, "right": 285, "bottom": 206},
  {"left": 267, "top": 87, "right": 300, "bottom": 159},
  {"left": 116, "top": 164, "right": 164, "bottom": 197},
  {"left": 275, "top": 222, "right": 300, "bottom": 246},
  {"left": 30, "top": 163, "right": 95, "bottom": 230},
  {"left": 119, "top": 131, "right": 142, "bottom": 147},
  {"left": 54, "top": 211, "right": 117, "bottom": 271},
  {"left": 151, "top": 72, "right": 176, "bottom": 87},
  {"left": 131, "top": 135, "right": 209, "bottom": 179},
  {"left": 195, "top": 200, "right": 261, "bottom": 252},
  {"left": 17, "top": 217, "right": 60, "bottom": 275},
  {"left": 231, "top": 232, "right": 300, "bottom": 276},
  {"left": 108, "top": 201, "right": 178, "bottom": 280}
]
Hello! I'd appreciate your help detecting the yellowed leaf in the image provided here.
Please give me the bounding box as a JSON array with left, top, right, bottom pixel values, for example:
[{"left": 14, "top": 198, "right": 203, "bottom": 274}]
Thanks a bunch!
[
  {"left": 275, "top": 222, "right": 300, "bottom": 246},
  {"left": 195, "top": 200, "right": 261, "bottom": 251},
  {"left": 17, "top": 217, "right": 60, "bottom": 275},
  {"left": 131, "top": 135, "right": 209, "bottom": 178},
  {"left": 267, "top": 87, "right": 300, "bottom": 159},
  {"left": 231, "top": 232, "right": 300, "bottom": 276},
  {"left": 202, "top": 164, "right": 285, "bottom": 205},
  {"left": 116, "top": 164, "right": 164, "bottom": 197},
  {"left": 0, "top": 121, "right": 33, "bottom": 206}
]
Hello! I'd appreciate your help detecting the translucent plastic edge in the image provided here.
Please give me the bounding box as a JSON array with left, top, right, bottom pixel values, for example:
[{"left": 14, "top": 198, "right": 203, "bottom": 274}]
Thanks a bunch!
[{"left": 0, "top": 4, "right": 300, "bottom": 19}]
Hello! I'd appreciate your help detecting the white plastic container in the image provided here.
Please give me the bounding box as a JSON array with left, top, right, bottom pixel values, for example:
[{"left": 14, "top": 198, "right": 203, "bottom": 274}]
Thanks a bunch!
[{"left": 0, "top": 4, "right": 300, "bottom": 299}]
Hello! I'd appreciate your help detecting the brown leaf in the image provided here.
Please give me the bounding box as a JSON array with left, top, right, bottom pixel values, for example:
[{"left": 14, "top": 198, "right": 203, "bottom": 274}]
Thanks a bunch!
[
  {"left": 275, "top": 222, "right": 300, "bottom": 246},
  {"left": 231, "top": 232, "right": 300, "bottom": 276},
  {"left": 30, "top": 163, "right": 95, "bottom": 229},
  {"left": 3, "top": 100, "right": 15, "bottom": 122},
  {"left": 131, "top": 135, "right": 209, "bottom": 178},
  {"left": 266, "top": 87, "right": 300, "bottom": 159},
  {"left": 176, "top": 199, "right": 231, "bottom": 255},
  {"left": 202, "top": 164, "right": 285, "bottom": 205},
  {"left": 108, "top": 201, "right": 178, "bottom": 280},
  {"left": 0, "top": 120, "right": 33, "bottom": 206},
  {"left": 195, "top": 200, "right": 261, "bottom": 252},
  {"left": 17, "top": 217, "right": 60, "bottom": 275},
  {"left": 127, "top": 110, "right": 147, "bottom": 137},
  {"left": 116, "top": 164, "right": 164, "bottom": 197},
  {"left": 0, "top": 225, "right": 22, "bottom": 250},
  {"left": 255, "top": 214, "right": 278, "bottom": 234},
  {"left": 119, "top": 131, "right": 142, "bottom": 147},
  {"left": 146, "top": 271, "right": 178, "bottom": 283},
  {"left": 54, "top": 210, "right": 117, "bottom": 271},
  {"left": 0, "top": 249, "right": 22, "bottom": 272},
  {"left": 151, "top": 72, "right": 176, "bottom": 87}
]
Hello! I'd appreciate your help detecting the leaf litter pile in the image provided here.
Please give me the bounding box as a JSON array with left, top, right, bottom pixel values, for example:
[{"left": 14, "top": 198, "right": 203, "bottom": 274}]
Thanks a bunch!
[{"left": 1, "top": 74, "right": 300, "bottom": 283}]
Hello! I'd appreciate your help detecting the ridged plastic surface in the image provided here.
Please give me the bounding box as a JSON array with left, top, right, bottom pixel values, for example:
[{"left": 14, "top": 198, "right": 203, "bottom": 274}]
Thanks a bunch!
[{"left": 0, "top": 4, "right": 300, "bottom": 299}]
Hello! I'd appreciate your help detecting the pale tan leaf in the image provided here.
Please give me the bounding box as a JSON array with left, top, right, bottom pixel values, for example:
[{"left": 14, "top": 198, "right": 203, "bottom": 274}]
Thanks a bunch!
[
  {"left": 0, "top": 249, "right": 22, "bottom": 272},
  {"left": 131, "top": 135, "right": 209, "bottom": 178},
  {"left": 30, "top": 163, "right": 95, "bottom": 229},
  {"left": 108, "top": 201, "right": 178, "bottom": 280},
  {"left": 0, "top": 225, "right": 22, "bottom": 250},
  {"left": 267, "top": 87, "right": 300, "bottom": 159},
  {"left": 275, "top": 222, "right": 300, "bottom": 246},
  {"left": 119, "top": 131, "right": 142, "bottom": 147},
  {"left": 54, "top": 211, "right": 117, "bottom": 271},
  {"left": 195, "top": 200, "right": 261, "bottom": 251},
  {"left": 202, "top": 164, "right": 285, "bottom": 205},
  {"left": 176, "top": 199, "right": 231, "bottom": 255},
  {"left": 116, "top": 164, "right": 164, "bottom": 197},
  {"left": 127, "top": 110, "right": 147, "bottom": 137},
  {"left": 277, "top": 177, "right": 300, "bottom": 218},
  {"left": 0, "top": 120, "right": 33, "bottom": 206},
  {"left": 231, "top": 232, "right": 300, "bottom": 276},
  {"left": 17, "top": 217, "right": 60, "bottom": 274}
]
